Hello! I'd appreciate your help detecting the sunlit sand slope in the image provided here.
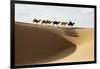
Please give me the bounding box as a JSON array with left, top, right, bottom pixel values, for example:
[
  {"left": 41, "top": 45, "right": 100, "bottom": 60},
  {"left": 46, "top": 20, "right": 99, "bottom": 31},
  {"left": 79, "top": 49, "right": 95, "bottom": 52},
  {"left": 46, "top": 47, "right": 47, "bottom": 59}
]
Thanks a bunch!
[
  {"left": 15, "top": 22, "right": 94, "bottom": 65},
  {"left": 49, "top": 27, "right": 94, "bottom": 64}
]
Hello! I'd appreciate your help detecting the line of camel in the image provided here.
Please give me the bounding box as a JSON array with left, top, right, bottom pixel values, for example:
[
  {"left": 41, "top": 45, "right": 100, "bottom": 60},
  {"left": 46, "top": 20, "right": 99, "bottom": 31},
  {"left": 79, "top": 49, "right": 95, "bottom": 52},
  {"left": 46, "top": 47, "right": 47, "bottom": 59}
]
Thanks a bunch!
[{"left": 33, "top": 18, "right": 75, "bottom": 27}]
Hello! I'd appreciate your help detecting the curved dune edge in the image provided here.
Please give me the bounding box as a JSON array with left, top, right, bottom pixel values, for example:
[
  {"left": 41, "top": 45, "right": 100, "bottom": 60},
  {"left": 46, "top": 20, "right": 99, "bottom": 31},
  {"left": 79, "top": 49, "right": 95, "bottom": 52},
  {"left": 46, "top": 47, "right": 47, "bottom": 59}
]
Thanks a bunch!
[
  {"left": 15, "top": 22, "right": 94, "bottom": 65},
  {"left": 15, "top": 22, "right": 76, "bottom": 65},
  {"left": 47, "top": 27, "right": 94, "bottom": 64}
]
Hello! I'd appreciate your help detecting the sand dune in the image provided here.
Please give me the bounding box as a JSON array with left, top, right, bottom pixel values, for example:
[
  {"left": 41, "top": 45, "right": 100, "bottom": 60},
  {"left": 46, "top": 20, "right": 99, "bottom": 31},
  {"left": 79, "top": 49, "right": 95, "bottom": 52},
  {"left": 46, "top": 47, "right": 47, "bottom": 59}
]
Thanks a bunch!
[{"left": 15, "top": 22, "right": 94, "bottom": 66}]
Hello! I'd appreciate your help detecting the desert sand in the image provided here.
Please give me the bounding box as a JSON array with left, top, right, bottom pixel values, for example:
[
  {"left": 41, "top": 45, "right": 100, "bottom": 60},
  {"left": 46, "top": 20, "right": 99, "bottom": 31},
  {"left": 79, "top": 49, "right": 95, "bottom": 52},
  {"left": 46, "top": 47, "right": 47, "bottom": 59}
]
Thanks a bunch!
[{"left": 15, "top": 22, "right": 94, "bottom": 66}]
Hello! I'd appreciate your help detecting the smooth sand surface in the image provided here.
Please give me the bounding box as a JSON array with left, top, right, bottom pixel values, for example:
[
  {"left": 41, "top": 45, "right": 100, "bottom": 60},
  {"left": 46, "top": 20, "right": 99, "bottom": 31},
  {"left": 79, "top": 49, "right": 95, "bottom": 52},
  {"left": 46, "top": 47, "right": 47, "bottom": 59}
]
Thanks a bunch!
[
  {"left": 48, "top": 27, "right": 94, "bottom": 64},
  {"left": 15, "top": 22, "right": 94, "bottom": 66}
]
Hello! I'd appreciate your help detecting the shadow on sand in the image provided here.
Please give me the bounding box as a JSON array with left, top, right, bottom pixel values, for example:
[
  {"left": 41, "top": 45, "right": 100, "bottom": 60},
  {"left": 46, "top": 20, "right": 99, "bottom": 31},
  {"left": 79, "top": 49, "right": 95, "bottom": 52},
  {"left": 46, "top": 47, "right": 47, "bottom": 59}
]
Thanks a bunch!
[
  {"left": 15, "top": 23, "right": 77, "bottom": 66},
  {"left": 60, "top": 28, "right": 79, "bottom": 37}
]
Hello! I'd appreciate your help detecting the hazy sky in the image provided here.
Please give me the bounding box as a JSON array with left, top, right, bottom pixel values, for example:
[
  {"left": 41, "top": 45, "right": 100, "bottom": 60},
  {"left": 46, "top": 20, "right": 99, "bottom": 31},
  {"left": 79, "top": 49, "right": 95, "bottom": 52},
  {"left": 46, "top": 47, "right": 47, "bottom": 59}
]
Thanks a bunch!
[{"left": 15, "top": 4, "right": 94, "bottom": 28}]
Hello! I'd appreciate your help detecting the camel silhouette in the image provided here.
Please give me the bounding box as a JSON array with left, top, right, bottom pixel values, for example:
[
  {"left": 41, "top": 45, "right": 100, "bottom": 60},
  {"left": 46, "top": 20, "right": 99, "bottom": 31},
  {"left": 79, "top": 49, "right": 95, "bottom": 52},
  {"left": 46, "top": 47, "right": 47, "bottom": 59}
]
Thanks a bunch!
[
  {"left": 68, "top": 21, "right": 75, "bottom": 26},
  {"left": 41, "top": 20, "right": 46, "bottom": 24},
  {"left": 33, "top": 19, "right": 41, "bottom": 23},
  {"left": 46, "top": 20, "right": 52, "bottom": 24},
  {"left": 61, "top": 22, "right": 68, "bottom": 26},
  {"left": 53, "top": 21, "right": 60, "bottom": 25},
  {"left": 33, "top": 18, "right": 75, "bottom": 27},
  {"left": 42, "top": 20, "right": 53, "bottom": 24}
]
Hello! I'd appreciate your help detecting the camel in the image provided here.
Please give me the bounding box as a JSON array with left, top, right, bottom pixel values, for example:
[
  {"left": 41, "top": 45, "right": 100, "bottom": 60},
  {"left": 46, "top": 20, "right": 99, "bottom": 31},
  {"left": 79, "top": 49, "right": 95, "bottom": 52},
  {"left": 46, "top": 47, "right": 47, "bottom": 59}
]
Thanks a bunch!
[
  {"left": 41, "top": 20, "right": 46, "bottom": 24},
  {"left": 41, "top": 20, "right": 52, "bottom": 25},
  {"left": 53, "top": 21, "right": 60, "bottom": 25},
  {"left": 68, "top": 21, "right": 75, "bottom": 27},
  {"left": 61, "top": 22, "right": 68, "bottom": 26},
  {"left": 46, "top": 20, "right": 53, "bottom": 24},
  {"left": 32, "top": 18, "right": 75, "bottom": 27},
  {"left": 33, "top": 19, "right": 41, "bottom": 23}
]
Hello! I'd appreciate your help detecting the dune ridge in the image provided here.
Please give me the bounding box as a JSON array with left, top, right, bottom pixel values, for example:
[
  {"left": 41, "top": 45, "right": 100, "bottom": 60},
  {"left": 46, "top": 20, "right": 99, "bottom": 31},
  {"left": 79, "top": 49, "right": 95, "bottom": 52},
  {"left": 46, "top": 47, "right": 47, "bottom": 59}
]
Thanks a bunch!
[{"left": 15, "top": 22, "right": 94, "bottom": 65}]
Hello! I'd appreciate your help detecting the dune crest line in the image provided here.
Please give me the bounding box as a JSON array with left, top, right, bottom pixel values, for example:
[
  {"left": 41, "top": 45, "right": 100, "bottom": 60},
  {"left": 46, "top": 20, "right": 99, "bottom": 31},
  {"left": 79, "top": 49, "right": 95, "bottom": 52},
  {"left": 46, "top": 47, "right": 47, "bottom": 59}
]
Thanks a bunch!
[{"left": 15, "top": 22, "right": 77, "bottom": 65}]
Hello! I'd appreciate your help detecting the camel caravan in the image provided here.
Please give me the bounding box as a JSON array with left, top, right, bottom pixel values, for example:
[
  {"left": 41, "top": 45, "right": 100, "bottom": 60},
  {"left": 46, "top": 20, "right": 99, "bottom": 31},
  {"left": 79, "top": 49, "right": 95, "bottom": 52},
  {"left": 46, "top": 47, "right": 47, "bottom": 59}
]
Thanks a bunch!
[{"left": 33, "top": 18, "right": 75, "bottom": 27}]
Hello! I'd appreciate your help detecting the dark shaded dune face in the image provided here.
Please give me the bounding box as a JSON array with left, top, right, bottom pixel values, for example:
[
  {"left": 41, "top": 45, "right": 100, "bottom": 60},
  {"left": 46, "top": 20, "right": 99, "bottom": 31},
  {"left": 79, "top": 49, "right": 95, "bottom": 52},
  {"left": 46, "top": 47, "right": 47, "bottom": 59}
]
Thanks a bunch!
[{"left": 15, "top": 23, "right": 76, "bottom": 65}]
